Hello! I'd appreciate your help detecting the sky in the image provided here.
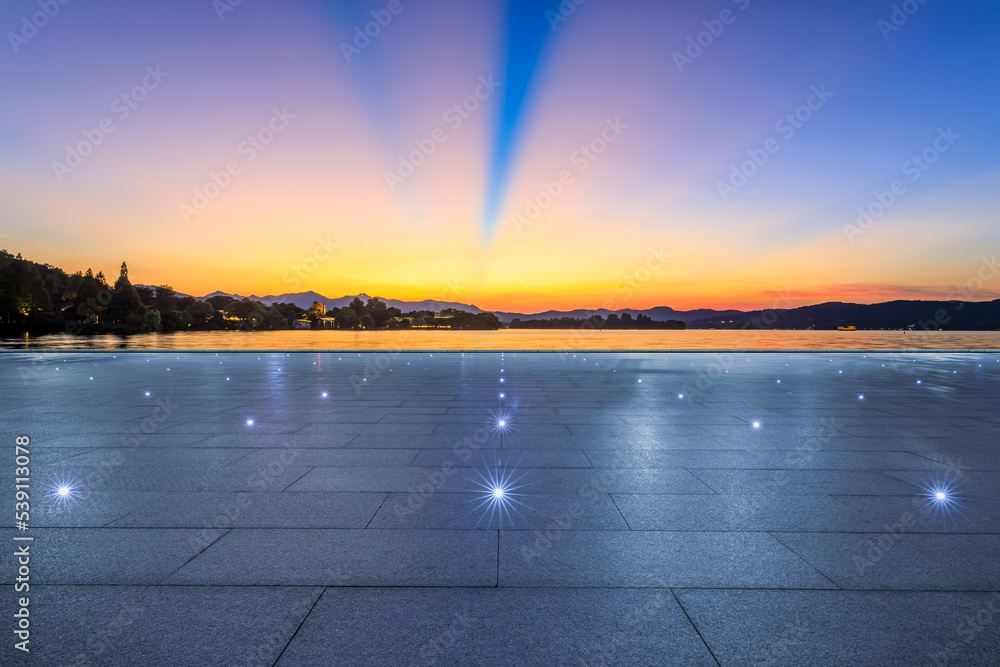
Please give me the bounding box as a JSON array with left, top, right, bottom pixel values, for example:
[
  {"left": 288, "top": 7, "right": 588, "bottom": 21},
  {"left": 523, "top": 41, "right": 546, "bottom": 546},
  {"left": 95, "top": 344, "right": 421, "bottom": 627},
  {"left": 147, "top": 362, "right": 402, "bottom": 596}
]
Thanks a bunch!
[{"left": 1, "top": 0, "right": 999, "bottom": 313}]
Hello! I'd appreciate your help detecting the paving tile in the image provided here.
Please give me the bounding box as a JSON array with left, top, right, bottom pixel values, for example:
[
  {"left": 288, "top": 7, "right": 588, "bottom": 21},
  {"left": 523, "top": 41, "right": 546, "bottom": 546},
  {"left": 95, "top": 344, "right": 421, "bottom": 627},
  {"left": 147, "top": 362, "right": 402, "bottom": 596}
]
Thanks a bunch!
[
  {"left": 832, "top": 494, "right": 1000, "bottom": 533},
  {"left": 45, "top": 464, "right": 315, "bottom": 493},
  {"left": 500, "top": 531, "right": 836, "bottom": 588},
  {"left": 6, "top": 585, "right": 322, "bottom": 667},
  {"left": 237, "top": 448, "right": 417, "bottom": 467},
  {"left": 585, "top": 449, "right": 766, "bottom": 469},
  {"left": 108, "top": 492, "right": 386, "bottom": 529},
  {"left": 613, "top": 494, "right": 880, "bottom": 532},
  {"left": 413, "top": 448, "right": 592, "bottom": 469},
  {"left": 166, "top": 529, "right": 498, "bottom": 586},
  {"left": 277, "top": 587, "right": 716, "bottom": 667},
  {"left": 675, "top": 589, "right": 1000, "bottom": 667},
  {"left": 689, "top": 469, "right": 919, "bottom": 495},
  {"left": 0, "top": 491, "right": 163, "bottom": 528},
  {"left": 749, "top": 449, "right": 968, "bottom": 471},
  {"left": 53, "top": 447, "right": 253, "bottom": 467},
  {"left": 772, "top": 532, "right": 1000, "bottom": 590},
  {"left": 369, "top": 491, "right": 629, "bottom": 530},
  {"left": 0, "top": 527, "right": 226, "bottom": 584},
  {"left": 191, "top": 432, "right": 360, "bottom": 448},
  {"left": 883, "top": 470, "right": 1000, "bottom": 495},
  {"left": 295, "top": 422, "right": 437, "bottom": 435}
]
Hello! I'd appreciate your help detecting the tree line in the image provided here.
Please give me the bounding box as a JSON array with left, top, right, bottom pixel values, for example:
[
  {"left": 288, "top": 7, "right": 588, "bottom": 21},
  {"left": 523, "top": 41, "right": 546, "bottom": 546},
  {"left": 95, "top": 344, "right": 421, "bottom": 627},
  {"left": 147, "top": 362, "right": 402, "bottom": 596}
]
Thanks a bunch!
[
  {"left": 312, "top": 300, "right": 501, "bottom": 330},
  {"left": 0, "top": 250, "right": 501, "bottom": 334}
]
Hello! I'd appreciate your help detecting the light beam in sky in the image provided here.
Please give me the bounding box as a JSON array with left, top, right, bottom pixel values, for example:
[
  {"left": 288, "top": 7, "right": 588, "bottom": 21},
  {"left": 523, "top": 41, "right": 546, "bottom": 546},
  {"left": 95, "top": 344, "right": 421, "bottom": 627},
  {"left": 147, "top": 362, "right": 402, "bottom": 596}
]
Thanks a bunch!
[{"left": 481, "top": 0, "right": 564, "bottom": 243}]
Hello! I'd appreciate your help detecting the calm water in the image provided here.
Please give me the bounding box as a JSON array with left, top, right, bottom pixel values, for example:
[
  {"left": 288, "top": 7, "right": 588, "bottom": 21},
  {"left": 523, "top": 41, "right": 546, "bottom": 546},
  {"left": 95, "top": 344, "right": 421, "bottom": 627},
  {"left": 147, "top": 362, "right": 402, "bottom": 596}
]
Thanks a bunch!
[{"left": 2, "top": 329, "right": 999, "bottom": 350}]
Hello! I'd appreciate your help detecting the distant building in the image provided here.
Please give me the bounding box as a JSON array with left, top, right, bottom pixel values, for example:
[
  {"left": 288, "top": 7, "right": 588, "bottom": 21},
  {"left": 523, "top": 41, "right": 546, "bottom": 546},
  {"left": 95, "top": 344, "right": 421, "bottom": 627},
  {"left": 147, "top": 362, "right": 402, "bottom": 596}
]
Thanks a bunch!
[
  {"left": 318, "top": 316, "right": 337, "bottom": 329},
  {"left": 310, "top": 301, "right": 326, "bottom": 316},
  {"left": 293, "top": 319, "right": 311, "bottom": 329}
]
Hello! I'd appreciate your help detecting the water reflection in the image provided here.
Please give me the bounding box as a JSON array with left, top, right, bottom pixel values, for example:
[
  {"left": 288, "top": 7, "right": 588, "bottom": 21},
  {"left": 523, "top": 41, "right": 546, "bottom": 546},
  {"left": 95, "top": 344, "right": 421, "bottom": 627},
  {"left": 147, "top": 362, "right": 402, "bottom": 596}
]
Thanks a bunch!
[{"left": 3, "top": 329, "right": 1000, "bottom": 351}]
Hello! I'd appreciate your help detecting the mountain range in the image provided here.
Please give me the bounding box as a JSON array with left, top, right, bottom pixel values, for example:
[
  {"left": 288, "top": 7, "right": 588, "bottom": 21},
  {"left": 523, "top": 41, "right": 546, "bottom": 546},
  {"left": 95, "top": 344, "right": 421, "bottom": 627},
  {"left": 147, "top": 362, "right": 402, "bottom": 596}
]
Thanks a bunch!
[{"left": 142, "top": 288, "right": 1000, "bottom": 330}]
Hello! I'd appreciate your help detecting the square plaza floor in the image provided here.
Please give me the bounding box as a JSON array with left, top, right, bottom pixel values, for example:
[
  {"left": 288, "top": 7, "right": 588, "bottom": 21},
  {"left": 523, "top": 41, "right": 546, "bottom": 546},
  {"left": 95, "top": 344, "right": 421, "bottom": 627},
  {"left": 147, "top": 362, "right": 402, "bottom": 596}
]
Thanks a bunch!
[{"left": 2, "top": 351, "right": 999, "bottom": 665}]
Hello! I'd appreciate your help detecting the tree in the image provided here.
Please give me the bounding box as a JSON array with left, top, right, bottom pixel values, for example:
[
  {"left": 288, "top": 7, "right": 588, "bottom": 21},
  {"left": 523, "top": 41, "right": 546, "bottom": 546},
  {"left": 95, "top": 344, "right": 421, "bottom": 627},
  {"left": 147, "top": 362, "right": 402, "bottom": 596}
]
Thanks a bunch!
[
  {"left": 334, "top": 307, "right": 360, "bottom": 329},
  {"left": 160, "top": 309, "right": 194, "bottom": 332},
  {"left": 187, "top": 300, "right": 216, "bottom": 325},
  {"left": 359, "top": 314, "right": 375, "bottom": 330},
  {"left": 371, "top": 308, "right": 393, "bottom": 328},
  {"left": 271, "top": 302, "right": 307, "bottom": 326},
  {"left": 349, "top": 297, "right": 366, "bottom": 317},
  {"left": 225, "top": 299, "right": 267, "bottom": 329},
  {"left": 154, "top": 285, "right": 177, "bottom": 312},
  {"left": 107, "top": 261, "right": 145, "bottom": 329},
  {"left": 143, "top": 309, "right": 162, "bottom": 331},
  {"left": 262, "top": 310, "right": 287, "bottom": 330},
  {"left": 136, "top": 285, "right": 155, "bottom": 307},
  {"left": 0, "top": 253, "right": 51, "bottom": 315},
  {"left": 206, "top": 294, "right": 235, "bottom": 310},
  {"left": 176, "top": 296, "right": 197, "bottom": 311},
  {"left": 73, "top": 269, "right": 109, "bottom": 320}
]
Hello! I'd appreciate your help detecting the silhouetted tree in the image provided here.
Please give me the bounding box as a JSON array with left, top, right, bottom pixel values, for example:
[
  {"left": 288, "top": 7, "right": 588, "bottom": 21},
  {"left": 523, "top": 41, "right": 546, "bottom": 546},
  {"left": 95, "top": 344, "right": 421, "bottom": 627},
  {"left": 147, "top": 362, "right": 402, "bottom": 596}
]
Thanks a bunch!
[
  {"left": 206, "top": 294, "right": 235, "bottom": 310},
  {"left": 335, "top": 307, "right": 360, "bottom": 329},
  {"left": 154, "top": 285, "right": 177, "bottom": 312},
  {"left": 107, "top": 261, "right": 146, "bottom": 330}
]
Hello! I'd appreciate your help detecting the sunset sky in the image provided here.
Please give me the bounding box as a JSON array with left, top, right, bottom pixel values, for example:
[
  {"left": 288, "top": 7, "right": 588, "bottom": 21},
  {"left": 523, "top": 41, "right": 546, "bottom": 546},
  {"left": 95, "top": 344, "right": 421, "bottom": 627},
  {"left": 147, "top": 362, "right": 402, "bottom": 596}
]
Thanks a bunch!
[{"left": 2, "top": 0, "right": 999, "bottom": 312}]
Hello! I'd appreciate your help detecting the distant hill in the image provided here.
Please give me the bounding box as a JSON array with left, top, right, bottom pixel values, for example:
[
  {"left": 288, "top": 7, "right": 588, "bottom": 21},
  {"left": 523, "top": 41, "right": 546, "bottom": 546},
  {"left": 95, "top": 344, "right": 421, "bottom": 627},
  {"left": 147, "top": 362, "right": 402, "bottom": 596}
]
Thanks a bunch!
[
  {"left": 139, "top": 287, "right": 1000, "bottom": 330},
  {"left": 194, "top": 291, "right": 485, "bottom": 314},
  {"left": 191, "top": 291, "right": 739, "bottom": 322},
  {"left": 493, "top": 306, "right": 742, "bottom": 324},
  {"left": 686, "top": 299, "right": 1000, "bottom": 330}
]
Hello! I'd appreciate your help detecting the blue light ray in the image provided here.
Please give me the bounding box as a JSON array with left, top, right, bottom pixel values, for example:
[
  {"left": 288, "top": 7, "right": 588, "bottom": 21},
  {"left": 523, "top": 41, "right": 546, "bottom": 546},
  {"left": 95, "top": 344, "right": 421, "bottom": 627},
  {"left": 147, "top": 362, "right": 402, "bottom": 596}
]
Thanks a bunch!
[{"left": 481, "top": 0, "right": 566, "bottom": 243}]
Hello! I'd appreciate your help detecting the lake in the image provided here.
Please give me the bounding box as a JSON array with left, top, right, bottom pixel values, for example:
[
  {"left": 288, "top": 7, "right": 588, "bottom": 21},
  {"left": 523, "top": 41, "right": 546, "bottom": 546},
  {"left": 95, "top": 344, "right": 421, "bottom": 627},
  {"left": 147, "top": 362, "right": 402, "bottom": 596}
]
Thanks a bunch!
[{"left": 3, "top": 329, "right": 1000, "bottom": 350}]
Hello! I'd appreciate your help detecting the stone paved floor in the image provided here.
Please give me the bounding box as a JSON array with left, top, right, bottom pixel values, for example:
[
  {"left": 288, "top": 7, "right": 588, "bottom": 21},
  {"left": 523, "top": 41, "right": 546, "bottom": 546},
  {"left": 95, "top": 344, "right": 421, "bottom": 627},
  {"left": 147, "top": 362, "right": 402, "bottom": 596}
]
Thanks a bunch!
[{"left": 1, "top": 351, "right": 999, "bottom": 665}]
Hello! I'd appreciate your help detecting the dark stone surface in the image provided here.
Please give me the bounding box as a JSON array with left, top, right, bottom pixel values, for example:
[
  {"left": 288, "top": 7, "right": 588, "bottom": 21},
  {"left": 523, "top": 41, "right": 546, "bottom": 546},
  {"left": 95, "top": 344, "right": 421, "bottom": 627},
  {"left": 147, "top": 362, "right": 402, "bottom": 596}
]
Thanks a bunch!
[{"left": 2, "top": 350, "right": 998, "bottom": 664}]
